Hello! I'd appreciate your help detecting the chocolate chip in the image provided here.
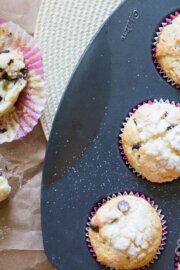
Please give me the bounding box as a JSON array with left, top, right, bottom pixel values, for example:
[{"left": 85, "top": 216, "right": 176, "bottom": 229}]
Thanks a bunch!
[
  {"left": 8, "top": 59, "right": 14, "bottom": 66},
  {"left": 133, "top": 118, "right": 137, "bottom": 125},
  {"left": 118, "top": 200, "right": 130, "bottom": 213},
  {"left": 0, "top": 96, "right": 2, "bottom": 102},
  {"left": 110, "top": 219, "right": 118, "bottom": 224},
  {"left": 1, "top": 72, "right": 9, "bottom": 81},
  {"left": 0, "top": 72, "right": 21, "bottom": 84},
  {"left": 11, "top": 76, "right": 22, "bottom": 84},
  {"left": 163, "top": 112, "right": 168, "bottom": 118},
  {"left": 0, "top": 50, "right": 10, "bottom": 54},
  {"left": 20, "top": 67, "right": 29, "bottom": 79},
  {"left": 0, "top": 68, "right": 4, "bottom": 72},
  {"left": 167, "top": 124, "right": 176, "bottom": 131},
  {"left": 21, "top": 67, "right": 28, "bottom": 75},
  {"left": 90, "top": 224, "right": 99, "bottom": 233},
  {"left": 0, "top": 128, "right": 7, "bottom": 133},
  {"left": 132, "top": 143, "right": 141, "bottom": 150}
]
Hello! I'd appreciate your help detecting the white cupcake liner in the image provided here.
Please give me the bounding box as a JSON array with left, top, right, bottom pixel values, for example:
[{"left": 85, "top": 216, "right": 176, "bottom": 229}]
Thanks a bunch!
[
  {"left": 119, "top": 98, "right": 180, "bottom": 182},
  {"left": 0, "top": 18, "right": 45, "bottom": 143},
  {"left": 86, "top": 191, "right": 167, "bottom": 270},
  {"left": 152, "top": 11, "right": 180, "bottom": 89}
]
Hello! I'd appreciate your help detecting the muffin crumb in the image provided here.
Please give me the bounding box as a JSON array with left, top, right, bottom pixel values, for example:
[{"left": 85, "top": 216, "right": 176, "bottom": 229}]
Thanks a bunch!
[{"left": 0, "top": 176, "right": 11, "bottom": 202}]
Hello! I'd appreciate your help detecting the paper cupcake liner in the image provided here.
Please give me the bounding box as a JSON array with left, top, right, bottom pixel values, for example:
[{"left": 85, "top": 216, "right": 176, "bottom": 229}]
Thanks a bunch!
[
  {"left": 175, "top": 256, "right": 180, "bottom": 270},
  {"left": 86, "top": 191, "right": 167, "bottom": 270},
  {"left": 175, "top": 240, "right": 180, "bottom": 270},
  {"left": 118, "top": 98, "right": 180, "bottom": 181},
  {"left": 152, "top": 10, "right": 180, "bottom": 89},
  {"left": 0, "top": 18, "right": 45, "bottom": 143}
]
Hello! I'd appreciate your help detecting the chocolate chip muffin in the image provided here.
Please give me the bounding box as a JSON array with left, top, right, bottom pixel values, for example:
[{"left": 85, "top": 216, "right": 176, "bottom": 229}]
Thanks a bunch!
[
  {"left": 0, "top": 49, "right": 28, "bottom": 116},
  {"left": 156, "top": 15, "right": 180, "bottom": 85},
  {"left": 88, "top": 195, "right": 162, "bottom": 270},
  {"left": 121, "top": 102, "right": 180, "bottom": 183}
]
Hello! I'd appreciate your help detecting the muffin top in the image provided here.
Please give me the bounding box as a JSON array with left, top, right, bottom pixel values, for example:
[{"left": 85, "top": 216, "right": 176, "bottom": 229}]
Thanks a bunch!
[
  {"left": 89, "top": 195, "right": 162, "bottom": 270},
  {"left": 0, "top": 49, "right": 27, "bottom": 116},
  {"left": 121, "top": 102, "right": 180, "bottom": 183},
  {"left": 156, "top": 15, "right": 180, "bottom": 85}
]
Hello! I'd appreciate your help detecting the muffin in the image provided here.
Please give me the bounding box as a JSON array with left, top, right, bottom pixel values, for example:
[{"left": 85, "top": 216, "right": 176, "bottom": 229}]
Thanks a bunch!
[
  {"left": 156, "top": 15, "right": 180, "bottom": 85},
  {"left": 0, "top": 19, "right": 45, "bottom": 143},
  {"left": 121, "top": 102, "right": 180, "bottom": 183},
  {"left": 88, "top": 195, "right": 162, "bottom": 270},
  {"left": 0, "top": 49, "right": 28, "bottom": 117}
]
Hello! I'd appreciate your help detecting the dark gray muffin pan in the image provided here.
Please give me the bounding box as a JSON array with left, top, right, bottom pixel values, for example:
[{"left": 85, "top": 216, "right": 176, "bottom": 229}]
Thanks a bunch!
[{"left": 42, "top": 0, "right": 180, "bottom": 269}]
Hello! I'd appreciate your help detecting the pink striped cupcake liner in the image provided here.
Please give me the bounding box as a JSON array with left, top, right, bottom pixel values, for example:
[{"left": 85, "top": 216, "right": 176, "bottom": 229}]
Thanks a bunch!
[
  {"left": 152, "top": 10, "right": 180, "bottom": 89},
  {"left": 86, "top": 191, "right": 167, "bottom": 270},
  {"left": 175, "top": 256, "right": 179, "bottom": 270},
  {"left": 119, "top": 98, "right": 180, "bottom": 181},
  {"left": 0, "top": 18, "right": 45, "bottom": 143},
  {"left": 175, "top": 239, "right": 180, "bottom": 270}
]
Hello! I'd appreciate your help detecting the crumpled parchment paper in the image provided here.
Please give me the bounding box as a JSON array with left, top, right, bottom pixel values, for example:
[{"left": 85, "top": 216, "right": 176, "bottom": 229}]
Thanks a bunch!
[{"left": 0, "top": 1, "right": 54, "bottom": 269}]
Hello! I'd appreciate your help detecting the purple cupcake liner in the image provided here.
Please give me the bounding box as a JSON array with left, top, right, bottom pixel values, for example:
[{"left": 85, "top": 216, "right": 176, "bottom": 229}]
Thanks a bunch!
[
  {"left": 86, "top": 191, "right": 167, "bottom": 270},
  {"left": 152, "top": 10, "right": 180, "bottom": 89},
  {"left": 175, "top": 240, "right": 180, "bottom": 270},
  {"left": 175, "top": 257, "right": 179, "bottom": 270},
  {"left": 118, "top": 98, "right": 180, "bottom": 182}
]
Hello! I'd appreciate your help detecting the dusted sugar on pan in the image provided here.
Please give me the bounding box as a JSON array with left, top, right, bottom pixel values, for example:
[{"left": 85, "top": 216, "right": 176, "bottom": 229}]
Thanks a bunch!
[
  {"left": 121, "top": 102, "right": 180, "bottom": 183},
  {"left": 156, "top": 14, "right": 180, "bottom": 85},
  {"left": 88, "top": 195, "right": 163, "bottom": 270}
]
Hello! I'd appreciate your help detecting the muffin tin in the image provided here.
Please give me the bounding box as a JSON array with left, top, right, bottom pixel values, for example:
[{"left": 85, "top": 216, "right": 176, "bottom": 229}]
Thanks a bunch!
[{"left": 42, "top": 0, "right": 180, "bottom": 269}]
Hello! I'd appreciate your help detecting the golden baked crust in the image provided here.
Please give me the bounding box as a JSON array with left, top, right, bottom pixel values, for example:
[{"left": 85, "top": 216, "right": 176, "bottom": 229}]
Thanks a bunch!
[
  {"left": 156, "top": 15, "right": 180, "bottom": 85},
  {"left": 121, "top": 102, "right": 180, "bottom": 183},
  {"left": 88, "top": 195, "right": 162, "bottom": 270}
]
